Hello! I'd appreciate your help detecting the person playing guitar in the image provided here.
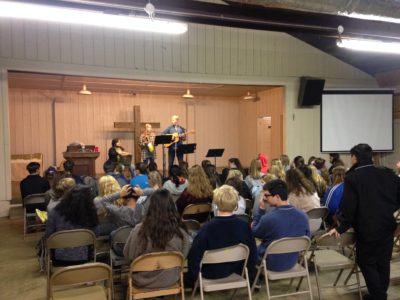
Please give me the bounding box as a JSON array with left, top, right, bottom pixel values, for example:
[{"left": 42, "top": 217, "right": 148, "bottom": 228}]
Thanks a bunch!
[
  {"left": 139, "top": 123, "right": 156, "bottom": 165},
  {"left": 162, "top": 115, "right": 187, "bottom": 170}
]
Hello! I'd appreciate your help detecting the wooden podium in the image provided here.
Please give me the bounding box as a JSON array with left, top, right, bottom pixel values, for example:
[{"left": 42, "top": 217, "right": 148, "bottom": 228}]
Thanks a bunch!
[{"left": 63, "top": 145, "right": 100, "bottom": 177}]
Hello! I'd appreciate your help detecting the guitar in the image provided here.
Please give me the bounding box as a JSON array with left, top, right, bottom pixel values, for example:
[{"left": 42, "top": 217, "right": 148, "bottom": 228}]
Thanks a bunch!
[{"left": 164, "top": 130, "right": 195, "bottom": 148}]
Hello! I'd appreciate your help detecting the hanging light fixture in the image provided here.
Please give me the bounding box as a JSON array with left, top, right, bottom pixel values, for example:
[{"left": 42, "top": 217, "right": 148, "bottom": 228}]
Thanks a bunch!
[
  {"left": 182, "top": 89, "right": 194, "bottom": 99},
  {"left": 79, "top": 84, "right": 92, "bottom": 95},
  {"left": 0, "top": 1, "right": 188, "bottom": 34},
  {"left": 243, "top": 91, "right": 256, "bottom": 100}
]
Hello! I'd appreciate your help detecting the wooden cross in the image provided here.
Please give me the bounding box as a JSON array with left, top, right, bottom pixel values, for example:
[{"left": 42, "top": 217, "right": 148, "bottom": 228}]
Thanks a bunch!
[{"left": 114, "top": 105, "right": 160, "bottom": 164}]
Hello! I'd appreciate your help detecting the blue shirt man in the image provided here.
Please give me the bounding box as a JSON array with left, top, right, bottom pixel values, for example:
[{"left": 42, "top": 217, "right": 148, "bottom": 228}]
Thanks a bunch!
[
  {"left": 162, "top": 115, "right": 186, "bottom": 170},
  {"left": 251, "top": 179, "right": 310, "bottom": 272}
]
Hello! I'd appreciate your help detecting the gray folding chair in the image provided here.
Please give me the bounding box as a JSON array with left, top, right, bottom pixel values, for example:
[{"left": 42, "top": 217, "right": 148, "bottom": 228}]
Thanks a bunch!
[
  {"left": 46, "top": 229, "right": 97, "bottom": 299},
  {"left": 313, "top": 231, "right": 362, "bottom": 300},
  {"left": 251, "top": 236, "right": 312, "bottom": 300},
  {"left": 23, "top": 193, "right": 47, "bottom": 239},
  {"left": 191, "top": 243, "right": 252, "bottom": 300},
  {"left": 109, "top": 225, "right": 133, "bottom": 288},
  {"left": 49, "top": 262, "right": 112, "bottom": 300}
]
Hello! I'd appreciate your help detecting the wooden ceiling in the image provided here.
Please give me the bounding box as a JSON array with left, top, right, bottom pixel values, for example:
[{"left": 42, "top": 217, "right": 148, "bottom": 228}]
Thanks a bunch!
[{"left": 8, "top": 71, "right": 275, "bottom": 98}]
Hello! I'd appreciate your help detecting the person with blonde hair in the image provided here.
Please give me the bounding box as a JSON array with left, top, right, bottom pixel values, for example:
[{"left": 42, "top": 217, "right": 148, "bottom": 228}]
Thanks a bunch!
[
  {"left": 245, "top": 159, "right": 263, "bottom": 191},
  {"left": 185, "top": 185, "right": 257, "bottom": 287},
  {"left": 269, "top": 164, "right": 286, "bottom": 180},
  {"left": 279, "top": 154, "right": 290, "bottom": 172},
  {"left": 309, "top": 165, "right": 327, "bottom": 199},
  {"left": 176, "top": 165, "right": 213, "bottom": 222},
  {"left": 94, "top": 175, "right": 133, "bottom": 234}
]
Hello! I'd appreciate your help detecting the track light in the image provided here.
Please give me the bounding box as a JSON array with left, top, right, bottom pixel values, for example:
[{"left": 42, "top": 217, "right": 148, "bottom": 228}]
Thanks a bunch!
[
  {"left": 243, "top": 92, "right": 256, "bottom": 100},
  {"left": 0, "top": 1, "right": 188, "bottom": 34},
  {"left": 337, "top": 38, "right": 400, "bottom": 54}
]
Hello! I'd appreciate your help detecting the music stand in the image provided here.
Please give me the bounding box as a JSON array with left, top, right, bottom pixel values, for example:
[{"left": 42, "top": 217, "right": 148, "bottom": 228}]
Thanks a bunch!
[
  {"left": 155, "top": 135, "right": 174, "bottom": 178},
  {"left": 179, "top": 143, "right": 197, "bottom": 154},
  {"left": 206, "top": 149, "right": 225, "bottom": 166}
]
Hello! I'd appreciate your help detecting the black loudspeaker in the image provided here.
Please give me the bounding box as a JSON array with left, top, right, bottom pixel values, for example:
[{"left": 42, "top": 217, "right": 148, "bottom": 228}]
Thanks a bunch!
[{"left": 298, "top": 77, "right": 325, "bottom": 106}]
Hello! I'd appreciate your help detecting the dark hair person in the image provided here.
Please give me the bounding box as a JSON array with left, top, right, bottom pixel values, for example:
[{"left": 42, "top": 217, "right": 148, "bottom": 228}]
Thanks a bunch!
[
  {"left": 45, "top": 185, "right": 98, "bottom": 264},
  {"left": 285, "top": 168, "right": 321, "bottom": 232},
  {"left": 123, "top": 189, "right": 190, "bottom": 289},
  {"left": 292, "top": 156, "right": 305, "bottom": 169},
  {"left": 228, "top": 157, "right": 245, "bottom": 176},
  {"left": 163, "top": 165, "right": 188, "bottom": 202}
]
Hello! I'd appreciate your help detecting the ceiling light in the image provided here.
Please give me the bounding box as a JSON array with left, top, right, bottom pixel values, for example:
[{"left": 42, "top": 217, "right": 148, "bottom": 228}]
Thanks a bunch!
[
  {"left": 338, "top": 11, "right": 400, "bottom": 24},
  {"left": 79, "top": 84, "right": 92, "bottom": 95},
  {"left": 243, "top": 92, "right": 256, "bottom": 100},
  {"left": 337, "top": 38, "right": 400, "bottom": 54},
  {"left": 0, "top": 1, "right": 188, "bottom": 34},
  {"left": 182, "top": 89, "right": 194, "bottom": 99}
]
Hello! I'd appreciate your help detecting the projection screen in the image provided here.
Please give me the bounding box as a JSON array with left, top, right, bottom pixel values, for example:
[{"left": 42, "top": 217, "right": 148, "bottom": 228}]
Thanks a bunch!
[{"left": 321, "top": 90, "right": 393, "bottom": 152}]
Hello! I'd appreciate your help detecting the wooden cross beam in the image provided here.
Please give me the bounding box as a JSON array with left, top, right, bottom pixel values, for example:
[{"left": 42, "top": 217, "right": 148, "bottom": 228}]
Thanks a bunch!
[{"left": 114, "top": 105, "right": 160, "bottom": 164}]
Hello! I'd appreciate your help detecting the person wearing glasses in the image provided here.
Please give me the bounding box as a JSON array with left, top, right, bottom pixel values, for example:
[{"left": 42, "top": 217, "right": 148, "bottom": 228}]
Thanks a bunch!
[{"left": 251, "top": 179, "right": 310, "bottom": 272}]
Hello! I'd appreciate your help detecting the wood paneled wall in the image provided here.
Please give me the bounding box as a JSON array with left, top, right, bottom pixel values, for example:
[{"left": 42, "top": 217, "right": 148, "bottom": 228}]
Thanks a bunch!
[
  {"left": 9, "top": 88, "right": 243, "bottom": 172},
  {"left": 239, "top": 87, "right": 284, "bottom": 165}
]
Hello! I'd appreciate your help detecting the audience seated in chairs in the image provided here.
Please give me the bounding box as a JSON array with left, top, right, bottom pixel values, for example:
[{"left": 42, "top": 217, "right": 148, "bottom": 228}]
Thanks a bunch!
[
  {"left": 163, "top": 165, "right": 188, "bottom": 202},
  {"left": 45, "top": 185, "right": 99, "bottom": 265},
  {"left": 185, "top": 185, "right": 257, "bottom": 288},
  {"left": 251, "top": 179, "right": 310, "bottom": 272},
  {"left": 123, "top": 189, "right": 190, "bottom": 289},
  {"left": 20, "top": 162, "right": 50, "bottom": 200},
  {"left": 176, "top": 165, "right": 213, "bottom": 223}
]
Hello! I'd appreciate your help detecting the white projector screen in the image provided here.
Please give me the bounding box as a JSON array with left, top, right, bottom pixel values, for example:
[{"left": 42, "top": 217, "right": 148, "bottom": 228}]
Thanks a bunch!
[{"left": 321, "top": 90, "right": 393, "bottom": 152}]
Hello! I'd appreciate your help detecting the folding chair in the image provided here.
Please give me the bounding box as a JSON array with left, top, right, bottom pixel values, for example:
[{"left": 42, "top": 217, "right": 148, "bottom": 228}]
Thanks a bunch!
[
  {"left": 182, "top": 203, "right": 212, "bottom": 224},
  {"left": 183, "top": 219, "right": 201, "bottom": 238},
  {"left": 251, "top": 236, "right": 312, "bottom": 300},
  {"left": 49, "top": 262, "right": 112, "bottom": 300},
  {"left": 306, "top": 207, "right": 329, "bottom": 262},
  {"left": 191, "top": 243, "right": 252, "bottom": 300},
  {"left": 23, "top": 193, "right": 47, "bottom": 239},
  {"left": 313, "top": 232, "right": 362, "bottom": 300},
  {"left": 46, "top": 229, "right": 97, "bottom": 299},
  {"left": 109, "top": 226, "right": 133, "bottom": 287},
  {"left": 307, "top": 207, "right": 329, "bottom": 231},
  {"left": 127, "top": 251, "right": 185, "bottom": 300}
]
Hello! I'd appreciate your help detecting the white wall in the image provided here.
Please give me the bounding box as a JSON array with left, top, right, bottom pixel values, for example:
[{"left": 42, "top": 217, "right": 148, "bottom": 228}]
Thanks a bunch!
[{"left": 0, "top": 19, "right": 378, "bottom": 215}]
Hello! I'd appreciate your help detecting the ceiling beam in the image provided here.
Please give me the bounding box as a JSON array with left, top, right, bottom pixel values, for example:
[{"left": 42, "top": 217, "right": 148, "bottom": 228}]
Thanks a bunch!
[{"left": 20, "top": 0, "right": 400, "bottom": 40}]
